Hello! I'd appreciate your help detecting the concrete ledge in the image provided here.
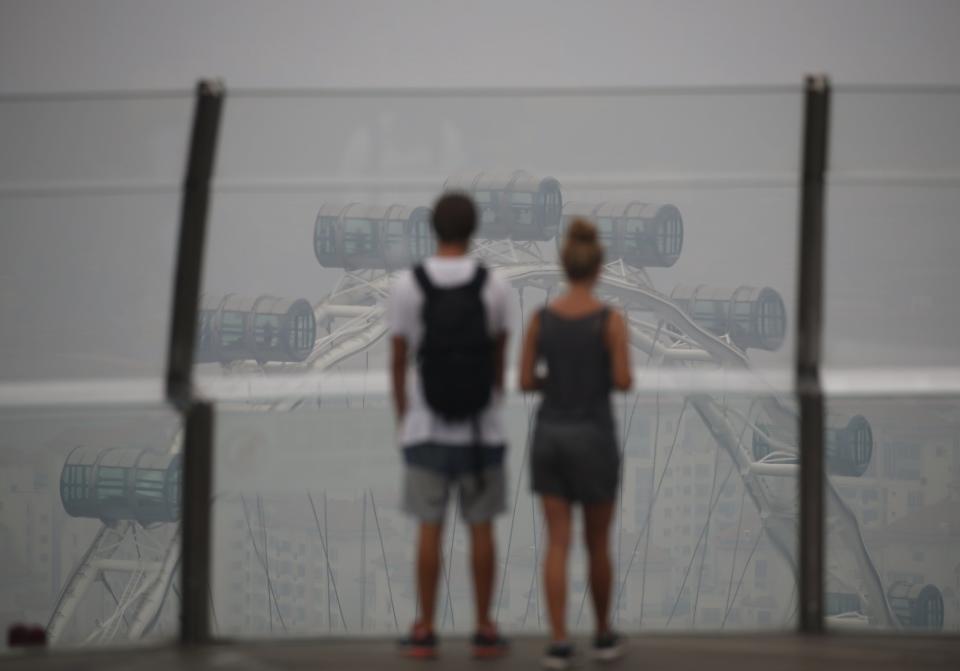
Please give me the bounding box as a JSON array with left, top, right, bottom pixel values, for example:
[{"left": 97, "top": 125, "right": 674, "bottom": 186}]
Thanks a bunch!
[{"left": 5, "top": 634, "right": 960, "bottom": 671}]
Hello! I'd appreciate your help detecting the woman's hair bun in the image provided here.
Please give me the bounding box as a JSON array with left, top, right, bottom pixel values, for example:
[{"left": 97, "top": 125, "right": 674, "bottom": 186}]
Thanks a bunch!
[
  {"left": 560, "top": 217, "right": 603, "bottom": 281},
  {"left": 566, "top": 218, "right": 598, "bottom": 245}
]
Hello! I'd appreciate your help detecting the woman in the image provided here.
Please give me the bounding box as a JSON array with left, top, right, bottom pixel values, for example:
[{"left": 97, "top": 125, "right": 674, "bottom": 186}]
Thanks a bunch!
[{"left": 519, "top": 218, "right": 632, "bottom": 669}]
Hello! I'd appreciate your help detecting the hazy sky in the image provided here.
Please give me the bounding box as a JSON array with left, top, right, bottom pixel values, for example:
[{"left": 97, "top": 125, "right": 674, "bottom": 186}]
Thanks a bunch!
[
  {"left": 1, "top": 0, "right": 959, "bottom": 382},
  {"left": 2, "top": 0, "right": 960, "bottom": 93},
  {"left": 1, "top": 1, "right": 959, "bottom": 642}
]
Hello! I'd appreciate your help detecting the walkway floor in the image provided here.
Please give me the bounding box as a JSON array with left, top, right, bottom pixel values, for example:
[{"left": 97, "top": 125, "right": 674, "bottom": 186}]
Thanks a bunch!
[{"left": 5, "top": 634, "right": 960, "bottom": 670}]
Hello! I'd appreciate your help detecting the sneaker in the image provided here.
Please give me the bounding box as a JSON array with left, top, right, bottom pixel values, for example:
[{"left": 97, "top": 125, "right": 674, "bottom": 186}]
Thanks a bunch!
[
  {"left": 542, "top": 641, "right": 575, "bottom": 670},
  {"left": 471, "top": 624, "right": 508, "bottom": 659},
  {"left": 398, "top": 623, "right": 437, "bottom": 659},
  {"left": 592, "top": 631, "right": 624, "bottom": 662}
]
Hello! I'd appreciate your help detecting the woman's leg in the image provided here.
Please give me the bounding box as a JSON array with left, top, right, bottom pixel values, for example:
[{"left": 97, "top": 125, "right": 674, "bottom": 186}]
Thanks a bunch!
[
  {"left": 541, "top": 495, "right": 573, "bottom": 642},
  {"left": 583, "top": 501, "right": 615, "bottom": 635}
]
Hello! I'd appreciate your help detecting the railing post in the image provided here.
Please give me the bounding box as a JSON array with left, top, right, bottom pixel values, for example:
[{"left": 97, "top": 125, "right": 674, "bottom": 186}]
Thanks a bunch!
[
  {"left": 180, "top": 400, "right": 215, "bottom": 644},
  {"left": 796, "top": 74, "right": 830, "bottom": 633},
  {"left": 165, "top": 79, "right": 224, "bottom": 645}
]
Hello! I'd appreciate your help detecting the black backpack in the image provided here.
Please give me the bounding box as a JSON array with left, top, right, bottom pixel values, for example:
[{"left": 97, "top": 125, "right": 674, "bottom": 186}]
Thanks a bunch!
[{"left": 413, "top": 263, "right": 495, "bottom": 423}]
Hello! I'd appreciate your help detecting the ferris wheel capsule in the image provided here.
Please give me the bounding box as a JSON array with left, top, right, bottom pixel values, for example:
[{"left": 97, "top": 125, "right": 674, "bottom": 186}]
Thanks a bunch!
[
  {"left": 196, "top": 294, "right": 317, "bottom": 365},
  {"left": 443, "top": 170, "right": 562, "bottom": 241},
  {"left": 560, "top": 201, "right": 684, "bottom": 268},
  {"left": 670, "top": 284, "right": 787, "bottom": 352},
  {"left": 60, "top": 446, "right": 182, "bottom": 524},
  {"left": 314, "top": 203, "right": 435, "bottom": 270}
]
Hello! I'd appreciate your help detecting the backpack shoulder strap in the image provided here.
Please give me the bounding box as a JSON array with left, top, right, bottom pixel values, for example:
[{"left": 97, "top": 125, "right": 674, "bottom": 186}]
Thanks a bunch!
[
  {"left": 467, "top": 264, "right": 488, "bottom": 293},
  {"left": 412, "top": 264, "right": 438, "bottom": 300}
]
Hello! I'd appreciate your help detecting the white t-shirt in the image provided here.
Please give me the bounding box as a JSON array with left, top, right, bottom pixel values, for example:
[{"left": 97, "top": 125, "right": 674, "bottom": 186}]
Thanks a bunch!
[{"left": 387, "top": 256, "right": 512, "bottom": 448}]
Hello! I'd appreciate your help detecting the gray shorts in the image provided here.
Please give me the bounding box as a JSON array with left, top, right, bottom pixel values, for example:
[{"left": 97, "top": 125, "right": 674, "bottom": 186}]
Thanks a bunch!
[
  {"left": 402, "top": 443, "right": 507, "bottom": 524},
  {"left": 531, "top": 417, "right": 620, "bottom": 503}
]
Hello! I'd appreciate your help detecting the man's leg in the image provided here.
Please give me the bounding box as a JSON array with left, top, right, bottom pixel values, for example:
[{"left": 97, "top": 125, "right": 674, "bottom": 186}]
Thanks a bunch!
[
  {"left": 416, "top": 521, "right": 444, "bottom": 630},
  {"left": 460, "top": 459, "right": 508, "bottom": 657},
  {"left": 469, "top": 521, "right": 496, "bottom": 628},
  {"left": 402, "top": 458, "right": 450, "bottom": 639}
]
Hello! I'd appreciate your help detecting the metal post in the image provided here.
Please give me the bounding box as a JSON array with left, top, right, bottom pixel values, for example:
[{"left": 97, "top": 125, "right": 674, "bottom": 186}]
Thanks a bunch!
[
  {"left": 166, "top": 79, "right": 224, "bottom": 405},
  {"left": 165, "top": 79, "right": 224, "bottom": 645},
  {"left": 796, "top": 74, "right": 830, "bottom": 633},
  {"left": 180, "top": 401, "right": 215, "bottom": 643}
]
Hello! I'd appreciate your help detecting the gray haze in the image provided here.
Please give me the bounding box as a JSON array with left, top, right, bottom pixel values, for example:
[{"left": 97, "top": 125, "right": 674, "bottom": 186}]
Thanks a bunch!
[
  {"left": 1, "top": 0, "right": 959, "bottom": 651},
  {"left": 3, "top": 0, "right": 960, "bottom": 91}
]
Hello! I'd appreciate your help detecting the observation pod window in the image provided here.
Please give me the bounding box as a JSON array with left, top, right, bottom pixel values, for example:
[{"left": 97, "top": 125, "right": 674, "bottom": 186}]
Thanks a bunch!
[
  {"left": 538, "top": 182, "right": 563, "bottom": 239},
  {"left": 656, "top": 208, "right": 684, "bottom": 259},
  {"left": 343, "top": 217, "right": 377, "bottom": 257},
  {"left": 888, "top": 582, "right": 945, "bottom": 630},
  {"left": 915, "top": 585, "right": 945, "bottom": 630},
  {"left": 597, "top": 218, "right": 617, "bottom": 247},
  {"left": 382, "top": 219, "right": 407, "bottom": 266},
  {"left": 757, "top": 287, "right": 787, "bottom": 346},
  {"left": 253, "top": 313, "right": 282, "bottom": 349},
  {"left": 824, "top": 415, "right": 873, "bottom": 477},
  {"left": 409, "top": 213, "right": 434, "bottom": 259},
  {"left": 288, "top": 301, "right": 315, "bottom": 356},
  {"left": 197, "top": 309, "right": 216, "bottom": 352},
  {"left": 220, "top": 309, "right": 245, "bottom": 348},
  {"left": 314, "top": 214, "right": 339, "bottom": 266},
  {"left": 473, "top": 191, "right": 497, "bottom": 233},
  {"left": 380, "top": 205, "right": 434, "bottom": 270},
  {"left": 511, "top": 191, "right": 534, "bottom": 228}
]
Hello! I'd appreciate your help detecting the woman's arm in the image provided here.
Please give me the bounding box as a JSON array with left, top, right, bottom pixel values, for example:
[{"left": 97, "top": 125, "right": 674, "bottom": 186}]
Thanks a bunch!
[
  {"left": 518, "top": 311, "right": 543, "bottom": 392},
  {"left": 606, "top": 309, "right": 633, "bottom": 391}
]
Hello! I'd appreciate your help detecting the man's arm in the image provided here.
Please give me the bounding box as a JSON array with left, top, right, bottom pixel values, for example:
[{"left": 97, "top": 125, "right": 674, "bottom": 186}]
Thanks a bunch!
[
  {"left": 391, "top": 335, "right": 409, "bottom": 421},
  {"left": 493, "top": 332, "right": 508, "bottom": 393}
]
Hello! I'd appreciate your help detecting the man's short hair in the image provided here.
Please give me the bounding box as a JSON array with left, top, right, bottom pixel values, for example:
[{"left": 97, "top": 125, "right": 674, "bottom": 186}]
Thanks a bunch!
[{"left": 431, "top": 192, "right": 477, "bottom": 244}]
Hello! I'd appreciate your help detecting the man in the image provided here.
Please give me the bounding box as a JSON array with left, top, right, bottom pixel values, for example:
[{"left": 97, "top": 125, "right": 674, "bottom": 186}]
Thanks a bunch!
[{"left": 388, "top": 192, "right": 510, "bottom": 659}]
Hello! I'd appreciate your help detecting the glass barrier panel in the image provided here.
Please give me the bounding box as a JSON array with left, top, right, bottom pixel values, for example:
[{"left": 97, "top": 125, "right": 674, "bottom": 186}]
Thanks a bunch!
[
  {"left": 210, "top": 388, "right": 798, "bottom": 637},
  {"left": 195, "top": 89, "right": 802, "bottom": 398},
  {"left": 823, "top": 88, "right": 960, "bottom": 634},
  {"left": 824, "top": 395, "right": 960, "bottom": 633},
  {"left": 0, "top": 93, "right": 193, "bottom": 385},
  {"left": 0, "top": 193, "right": 182, "bottom": 383},
  {"left": 0, "top": 403, "right": 182, "bottom": 652},
  {"left": 824, "top": 88, "right": 960, "bottom": 373},
  {"left": 201, "top": 88, "right": 803, "bottom": 637},
  {"left": 0, "top": 94, "right": 192, "bottom": 187}
]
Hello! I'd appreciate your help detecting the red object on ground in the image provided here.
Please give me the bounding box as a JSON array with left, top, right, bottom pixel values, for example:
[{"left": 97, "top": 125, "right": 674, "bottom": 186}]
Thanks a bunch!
[{"left": 7, "top": 623, "right": 47, "bottom": 648}]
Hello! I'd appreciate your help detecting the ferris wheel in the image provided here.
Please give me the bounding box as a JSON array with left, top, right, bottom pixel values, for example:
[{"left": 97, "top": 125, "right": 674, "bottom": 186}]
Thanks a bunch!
[
  {"left": 50, "top": 168, "right": 944, "bottom": 644},
  {"left": 286, "top": 168, "right": 899, "bottom": 630}
]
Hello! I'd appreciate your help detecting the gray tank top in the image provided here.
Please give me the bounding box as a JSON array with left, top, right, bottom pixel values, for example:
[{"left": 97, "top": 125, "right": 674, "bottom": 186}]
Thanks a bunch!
[{"left": 536, "top": 307, "right": 613, "bottom": 423}]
